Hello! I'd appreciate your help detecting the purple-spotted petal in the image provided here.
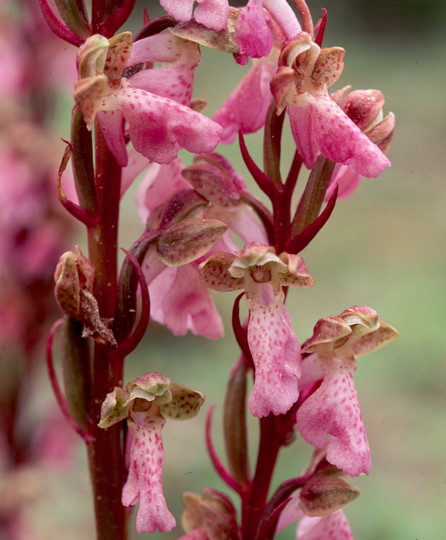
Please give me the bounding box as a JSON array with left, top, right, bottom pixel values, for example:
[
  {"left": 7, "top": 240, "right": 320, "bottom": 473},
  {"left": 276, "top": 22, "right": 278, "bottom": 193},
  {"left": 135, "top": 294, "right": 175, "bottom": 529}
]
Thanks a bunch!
[
  {"left": 296, "top": 363, "right": 370, "bottom": 477},
  {"left": 288, "top": 92, "right": 390, "bottom": 178},
  {"left": 246, "top": 284, "right": 301, "bottom": 417},
  {"left": 149, "top": 264, "right": 223, "bottom": 339},
  {"left": 119, "top": 87, "right": 222, "bottom": 164},
  {"left": 129, "top": 34, "right": 200, "bottom": 106},
  {"left": 122, "top": 414, "right": 175, "bottom": 533},
  {"left": 213, "top": 51, "right": 277, "bottom": 143},
  {"left": 234, "top": 0, "right": 273, "bottom": 59}
]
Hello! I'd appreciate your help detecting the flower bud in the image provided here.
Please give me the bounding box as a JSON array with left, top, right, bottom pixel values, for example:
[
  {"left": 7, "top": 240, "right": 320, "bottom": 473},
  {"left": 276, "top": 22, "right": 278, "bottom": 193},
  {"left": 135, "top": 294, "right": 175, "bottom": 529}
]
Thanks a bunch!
[
  {"left": 157, "top": 218, "right": 227, "bottom": 266},
  {"left": 181, "top": 488, "right": 239, "bottom": 539},
  {"left": 299, "top": 475, "right": 360, "bottom": 517}
]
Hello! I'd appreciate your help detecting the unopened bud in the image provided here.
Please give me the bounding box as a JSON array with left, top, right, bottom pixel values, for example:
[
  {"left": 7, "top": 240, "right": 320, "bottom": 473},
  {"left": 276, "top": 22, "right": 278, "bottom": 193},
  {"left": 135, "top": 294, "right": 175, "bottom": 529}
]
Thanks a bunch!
[{"left": 299, "top": 475, "right": 360, "bottom": 517}]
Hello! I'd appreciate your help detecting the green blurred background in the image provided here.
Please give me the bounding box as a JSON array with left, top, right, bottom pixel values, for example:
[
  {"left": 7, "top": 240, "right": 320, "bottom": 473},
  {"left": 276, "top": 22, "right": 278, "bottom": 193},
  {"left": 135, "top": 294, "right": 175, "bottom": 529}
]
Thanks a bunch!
[{"left": 31, "top": 1, "right": 446, "bottom": 538}]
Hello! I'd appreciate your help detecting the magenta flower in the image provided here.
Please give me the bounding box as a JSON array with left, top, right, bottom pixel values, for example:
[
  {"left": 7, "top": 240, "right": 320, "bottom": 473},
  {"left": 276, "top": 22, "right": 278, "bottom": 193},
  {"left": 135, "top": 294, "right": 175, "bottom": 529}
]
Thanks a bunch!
[
  {"left": 99, "top": 373, "right": 204, "bottom": 533},
  {"left": 296, "top": 306, "right": 398, "bottom": 476},
  {"left": 200, "top": 243, "right": 314, "bottom": 417},
  {"left": 74, "top": 32, "right": 222, "bottom": 166}
]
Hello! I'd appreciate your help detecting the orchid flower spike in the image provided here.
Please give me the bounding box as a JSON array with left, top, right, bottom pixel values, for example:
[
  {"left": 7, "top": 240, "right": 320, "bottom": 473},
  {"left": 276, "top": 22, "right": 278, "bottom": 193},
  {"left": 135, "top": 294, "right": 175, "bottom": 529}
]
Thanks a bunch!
[
  {"left": 98, "top": 373, "right": 204, "bottom": 533},
  {"left": 296, "top": 305, "right": 398, "bottom": 476},
  {"left": 74, "top": 32, "right": 222, "bottom": 166},
  {"left": 200, "top": 242, "right": 314, "bottom": 417}
]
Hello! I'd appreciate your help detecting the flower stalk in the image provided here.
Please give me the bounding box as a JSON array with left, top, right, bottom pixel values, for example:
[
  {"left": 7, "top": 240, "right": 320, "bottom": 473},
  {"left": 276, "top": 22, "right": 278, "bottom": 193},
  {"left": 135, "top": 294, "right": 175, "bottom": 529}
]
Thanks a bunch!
[{"left": 30, "top": 0, "right": 399, "bottom": 538}]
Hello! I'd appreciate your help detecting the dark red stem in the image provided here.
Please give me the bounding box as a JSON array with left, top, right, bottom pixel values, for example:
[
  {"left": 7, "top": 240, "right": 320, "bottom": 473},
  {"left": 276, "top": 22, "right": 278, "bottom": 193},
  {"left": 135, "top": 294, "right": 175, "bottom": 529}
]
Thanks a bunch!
[{"left": 85, "top": 126, "right": 128, "bottom": 540}]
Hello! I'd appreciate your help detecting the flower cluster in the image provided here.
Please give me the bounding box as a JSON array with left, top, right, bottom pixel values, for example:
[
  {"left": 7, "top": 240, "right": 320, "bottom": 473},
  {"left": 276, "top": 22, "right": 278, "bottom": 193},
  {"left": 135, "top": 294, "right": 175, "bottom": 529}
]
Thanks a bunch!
[{"left": 30, "top": 0, "right": 400, "bottom": 538}]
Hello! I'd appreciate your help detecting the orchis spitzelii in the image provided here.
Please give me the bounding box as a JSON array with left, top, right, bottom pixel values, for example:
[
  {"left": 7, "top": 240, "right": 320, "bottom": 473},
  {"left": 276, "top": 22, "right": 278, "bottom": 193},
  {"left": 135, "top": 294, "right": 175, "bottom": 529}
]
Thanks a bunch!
[{"left": 32, "top": 0, "right": 399, "bottom": 538}]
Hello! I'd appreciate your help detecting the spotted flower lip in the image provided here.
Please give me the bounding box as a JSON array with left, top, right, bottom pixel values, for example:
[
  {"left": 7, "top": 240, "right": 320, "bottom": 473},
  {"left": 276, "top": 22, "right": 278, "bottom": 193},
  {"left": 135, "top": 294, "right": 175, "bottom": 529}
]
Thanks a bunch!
[
  {"left": 296, "top": 306, "right": 398, "bottom": 476},
  {"left": 200, "top": 242, "right": 314, "bottom": 417},
  {"left": 99, "top": 373, "right": 204, "bottom": 533},
  {"left": 74, "top": 32, "right": 222, "bottom": 166}
]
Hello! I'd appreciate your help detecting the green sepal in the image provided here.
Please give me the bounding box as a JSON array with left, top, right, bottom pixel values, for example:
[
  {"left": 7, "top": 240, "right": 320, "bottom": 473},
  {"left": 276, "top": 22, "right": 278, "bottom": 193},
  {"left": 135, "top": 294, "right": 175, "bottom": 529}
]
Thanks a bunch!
[
  {"left": 299, "top": 474, "right": 360, "bottom": 517},
  {"left": 157, "top": 218, "right": 227, "bottom": 267},
  {"left": 159, "top": 383, "right": 204, "bottom": 420},
  {"left": 223, "top": 359, "right": 250, "bottom": 487},
  {"left": 98, "top": 386, "right": 130, "bottom": 428},
  {"left": 62, "top": 317, "right": 91, "bottom": 431}
]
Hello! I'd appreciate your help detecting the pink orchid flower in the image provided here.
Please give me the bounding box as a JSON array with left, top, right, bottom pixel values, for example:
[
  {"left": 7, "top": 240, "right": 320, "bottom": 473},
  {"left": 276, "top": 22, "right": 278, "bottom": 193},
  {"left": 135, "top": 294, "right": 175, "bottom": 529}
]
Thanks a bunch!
[
  {"left": 216, "top": 32, "right": 392, "bottom": 178},
  {"left": 296, "top": 306, "right": 398, "bottom": 476},
  {"left": 136, "top": 155, "right": 267, "bottom": 339},
  {"left": 74, "top": 32, "right": 222, "bottom": 166},
  {"left": 99, "top": 373, "right": 204, "bottom": 533},
  {"left": 272, "top": 33, "right": 391, "bottom": 177},
  {"left": 200, "top": 243, "right": 314, "bottom": 417}
]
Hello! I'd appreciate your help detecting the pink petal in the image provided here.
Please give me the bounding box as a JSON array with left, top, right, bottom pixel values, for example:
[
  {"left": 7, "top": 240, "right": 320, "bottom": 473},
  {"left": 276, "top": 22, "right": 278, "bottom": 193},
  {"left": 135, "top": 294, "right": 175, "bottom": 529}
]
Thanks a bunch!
[
  {"left": 263, "top": 0, "right": 301, "bottom": 40},
  {"left": 325, "top": 164, "right": 361, "bottom": 201},
  {"left": 213, "top": 52, "right": 277, "bottom": 143},
  {"left": 297, "top": 509, "right": 354, "bottom": 540},
  {"left": 246, "top": 284, "right": 301, "bottom": 417},
  {"left": 160, "top": 0, "right": 196, "bottom": 21},
  {"left": 129, "top": 34, "right": 200, "bottom": 105},
  {"left": 122, "top": 414, "right": 176, "bottom": 533},
  {"left": 296, "top": 363, "right": 371, "bottom": 476},
  {"left": 288, "top": 93, "right": 391, "bottom": 178},
  {"left": 299, "top": 352, "right": 325, "bottom": 390},
  {"left": 96, "top": 107, "right": 127, "bottom": 166},
  {"left": 160, "top": 0, "right": 229, "bottom": 31},
  {"left": 120, "top": 146, "right": 150, "bottom": 198},
  {"left": 136, "top": 158, "right": 189, "bottom": 224},
  {"left": 149, "top": 264, "right": 223, "bottom": 339},
  {"left": 194, "top": 0, "right": 230, "bottom": 31},
  {"left": 120, "top": 87, "right": 222, "bottom": 164},
  {"left": 205, "top": 204, "right": 267, "bottom": 245},
  {"left": 234, "top": 0, "right": 273, "bottom": 59},
  {"left": 276, "top": 496, "right": 304, "bottom": 532}
]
